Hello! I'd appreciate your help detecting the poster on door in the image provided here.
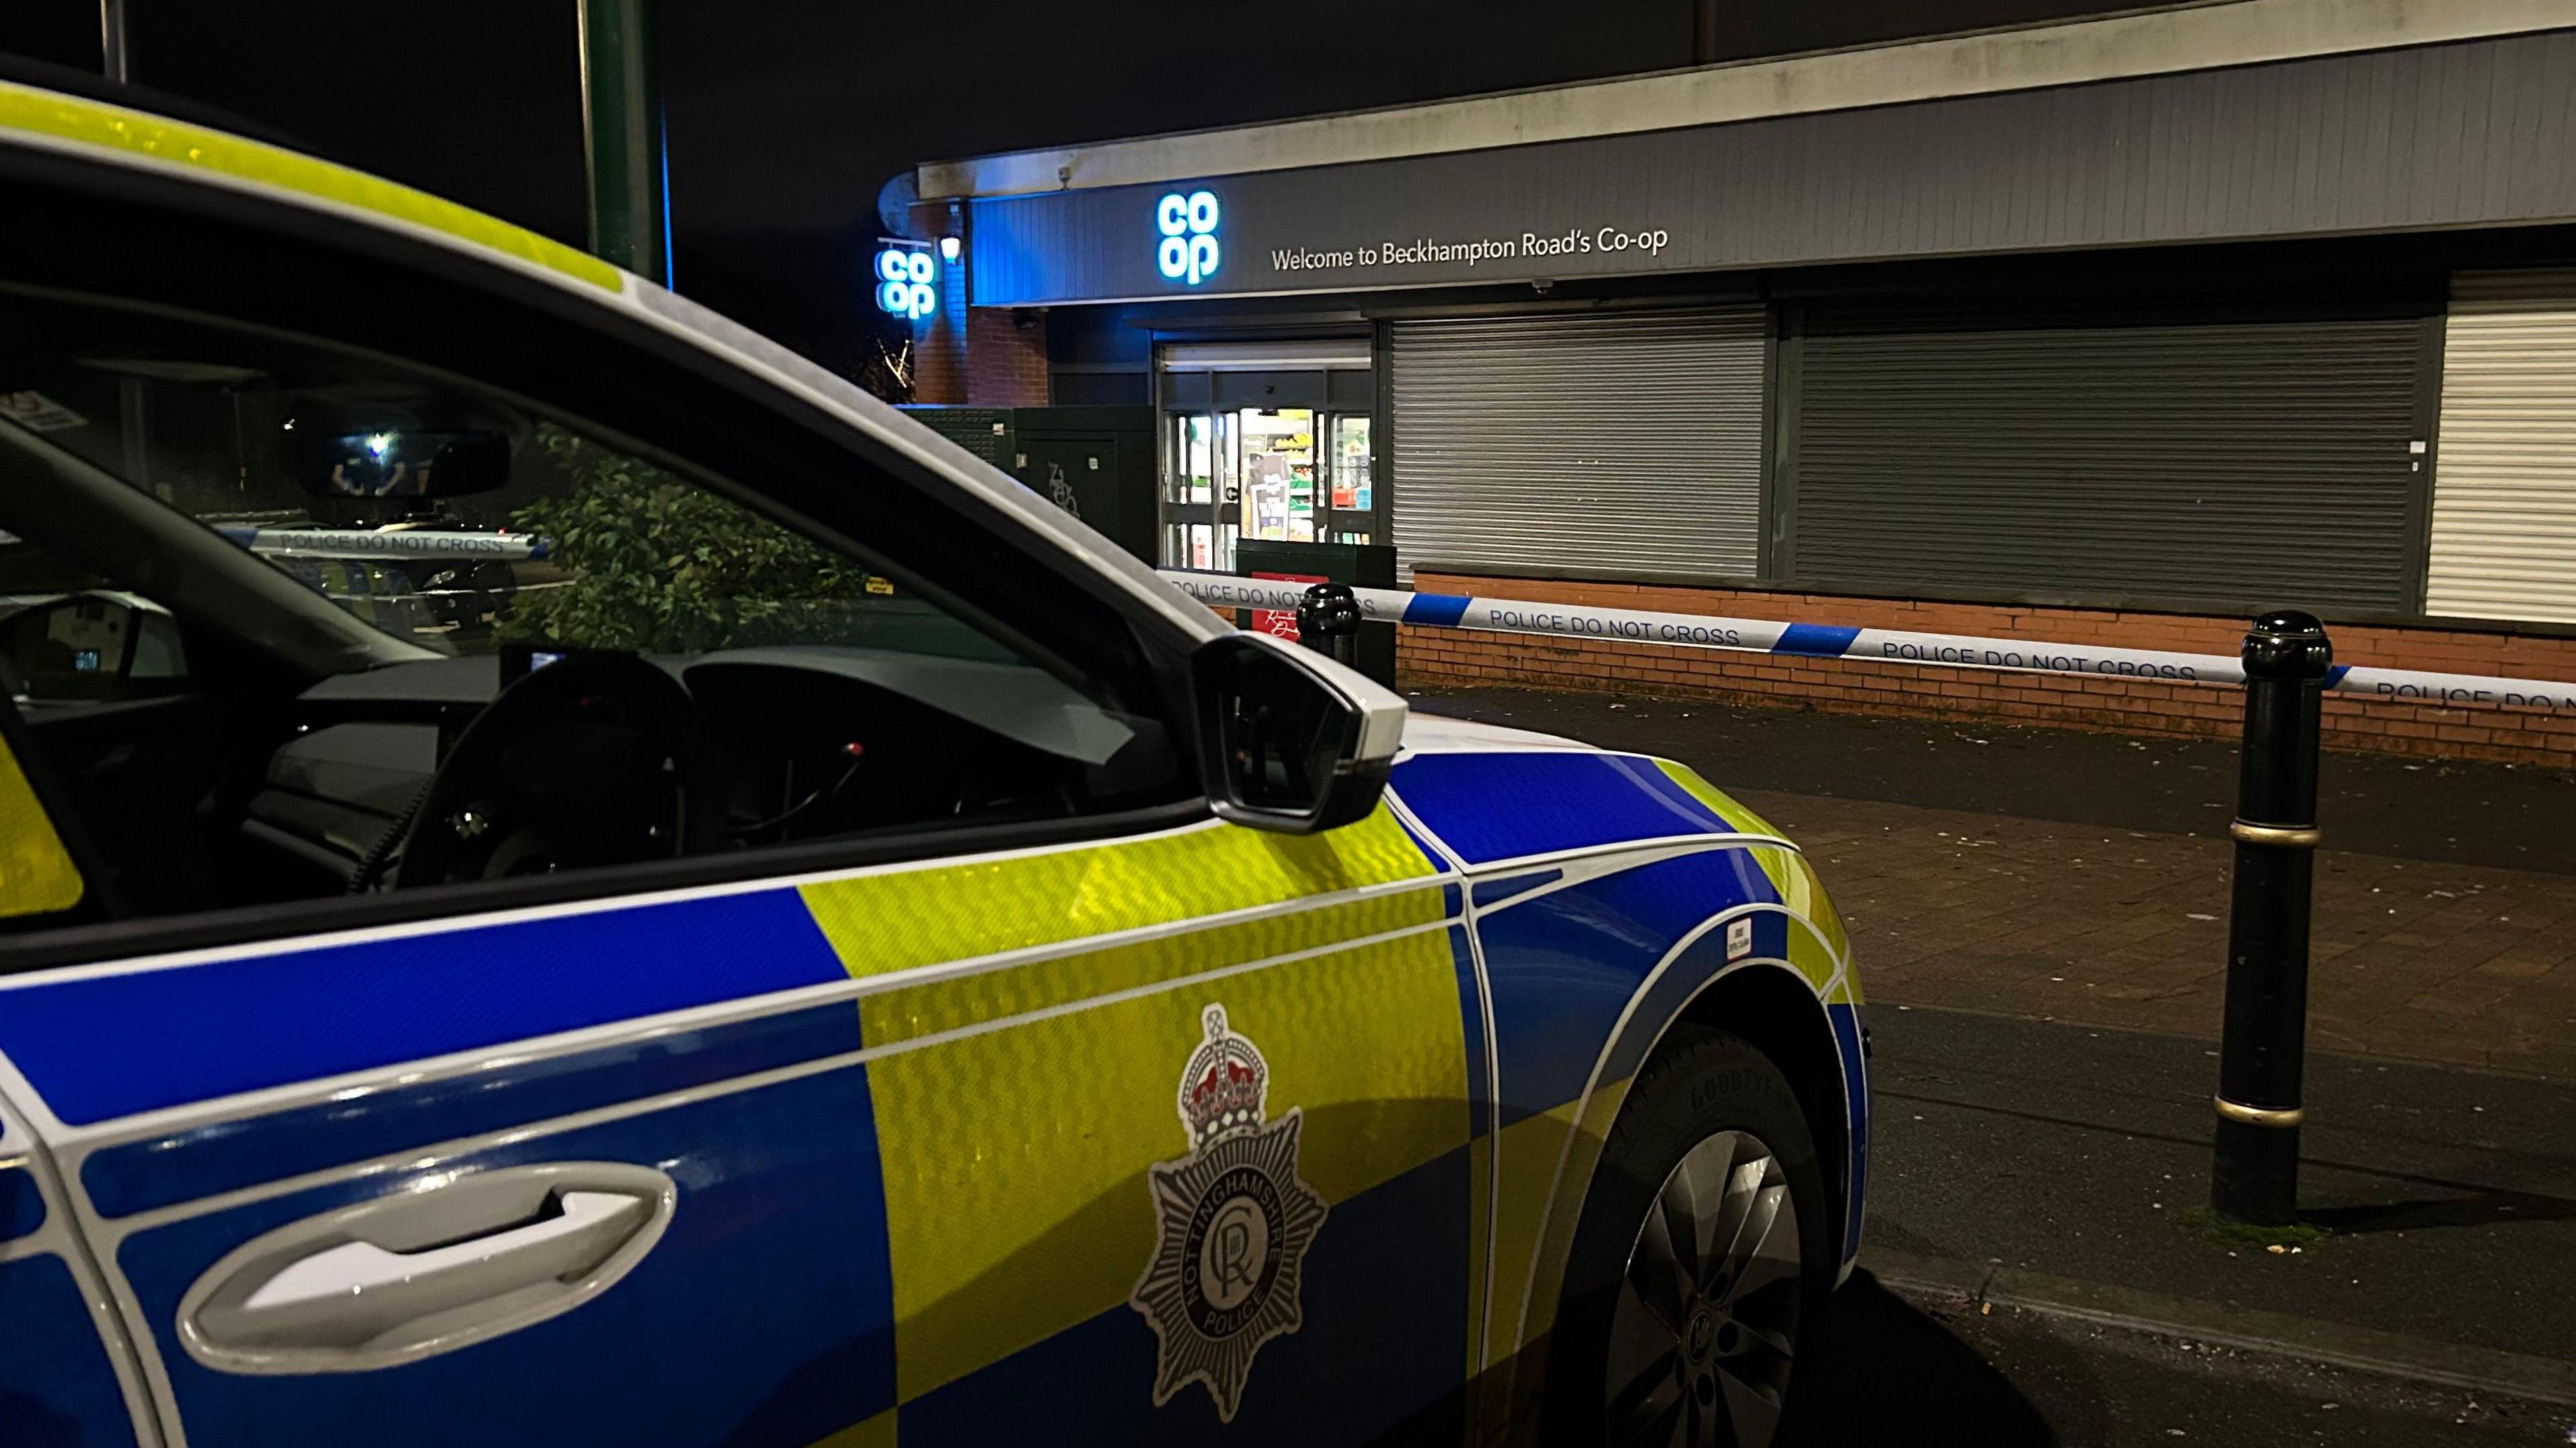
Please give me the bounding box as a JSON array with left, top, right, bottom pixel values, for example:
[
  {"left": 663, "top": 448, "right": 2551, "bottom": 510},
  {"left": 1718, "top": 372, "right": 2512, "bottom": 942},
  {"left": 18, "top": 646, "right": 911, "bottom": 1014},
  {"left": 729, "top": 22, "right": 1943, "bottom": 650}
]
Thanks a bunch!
[{"left": 1249, "top": 571, "right": 1326, "bottom": 642}]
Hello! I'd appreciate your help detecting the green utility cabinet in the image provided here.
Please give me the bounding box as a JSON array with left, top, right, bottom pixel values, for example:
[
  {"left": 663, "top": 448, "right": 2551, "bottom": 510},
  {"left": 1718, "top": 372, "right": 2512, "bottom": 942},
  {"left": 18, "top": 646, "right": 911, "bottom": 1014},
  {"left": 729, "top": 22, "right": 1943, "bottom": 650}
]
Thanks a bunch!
[
  {"left": 900, "top": 404, "right": 1157, "bottom": 567},
  {"left": 1234, "top": 539, "right": 1397, "bottom": 688}
]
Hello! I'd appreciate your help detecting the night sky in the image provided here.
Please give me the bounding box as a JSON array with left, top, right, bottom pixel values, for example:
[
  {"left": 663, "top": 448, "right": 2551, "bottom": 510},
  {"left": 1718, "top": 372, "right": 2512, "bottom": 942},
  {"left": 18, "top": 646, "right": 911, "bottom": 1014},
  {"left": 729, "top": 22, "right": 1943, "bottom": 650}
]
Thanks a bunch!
[{"left": 1, "top": 0, "right": 2145, "bottom": 377}]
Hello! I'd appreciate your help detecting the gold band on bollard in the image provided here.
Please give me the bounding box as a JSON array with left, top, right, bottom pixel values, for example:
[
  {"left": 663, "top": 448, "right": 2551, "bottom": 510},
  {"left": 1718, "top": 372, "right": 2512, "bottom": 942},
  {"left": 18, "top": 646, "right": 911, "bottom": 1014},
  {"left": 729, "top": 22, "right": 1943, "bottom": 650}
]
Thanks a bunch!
[
  {"left": 2214, "top": 1096, "right": 2304, "bottom": 1128},
  {"left": 2229, "top": 820, "right": 2322, "bottom": 849}
]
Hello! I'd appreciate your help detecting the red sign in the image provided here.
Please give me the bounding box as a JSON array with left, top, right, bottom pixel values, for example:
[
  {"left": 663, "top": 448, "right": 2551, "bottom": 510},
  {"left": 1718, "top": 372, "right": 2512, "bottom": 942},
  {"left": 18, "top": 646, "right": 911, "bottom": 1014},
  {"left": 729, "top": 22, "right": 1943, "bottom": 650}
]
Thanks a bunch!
[{"left": 1250, "top": 570, "right": 1328, "bottom": 641}]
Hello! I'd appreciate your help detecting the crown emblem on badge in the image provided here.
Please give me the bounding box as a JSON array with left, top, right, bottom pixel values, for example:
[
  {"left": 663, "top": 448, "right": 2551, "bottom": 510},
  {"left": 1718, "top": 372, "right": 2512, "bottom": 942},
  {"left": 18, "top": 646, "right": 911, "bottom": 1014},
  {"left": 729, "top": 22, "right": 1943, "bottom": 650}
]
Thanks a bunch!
[{"left": 1179, "top": 1005, "right": 1269, "bottom": 1145}]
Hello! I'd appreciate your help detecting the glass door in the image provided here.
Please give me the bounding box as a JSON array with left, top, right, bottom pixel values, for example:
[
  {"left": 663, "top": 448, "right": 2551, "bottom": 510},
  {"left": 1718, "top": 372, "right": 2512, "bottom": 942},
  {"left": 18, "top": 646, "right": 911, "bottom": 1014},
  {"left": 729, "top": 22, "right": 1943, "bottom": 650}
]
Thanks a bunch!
[
  {"left": 1161, "top": 412, "right": 1216, "bottom": 569},
  {"left": 1238, "top": 408, "right": 1317, "bottom": 545},
  {"left": 1213, "top": 410, "right": 1241, "bottom": 568},
  {"left": 1320, "top": 413, "right": 1377, "bottom": 543},
  {"left": 1163, "top": 409, "right": 1325, "bottom": 571}
]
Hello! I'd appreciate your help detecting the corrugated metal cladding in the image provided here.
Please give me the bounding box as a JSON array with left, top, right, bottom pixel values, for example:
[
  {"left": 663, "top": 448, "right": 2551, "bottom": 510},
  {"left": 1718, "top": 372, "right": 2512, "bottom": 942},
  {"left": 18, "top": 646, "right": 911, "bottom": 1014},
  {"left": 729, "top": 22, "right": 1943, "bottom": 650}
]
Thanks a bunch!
[
  {"left": 2428, "top": 272, "right": 2576, "bottom": 625},
  {"left": 1390, "top": 311, "right": 1766, "bottom": 581},
  {"left": 1788, "top": 309, "right": 2426, "bottom": 612}
]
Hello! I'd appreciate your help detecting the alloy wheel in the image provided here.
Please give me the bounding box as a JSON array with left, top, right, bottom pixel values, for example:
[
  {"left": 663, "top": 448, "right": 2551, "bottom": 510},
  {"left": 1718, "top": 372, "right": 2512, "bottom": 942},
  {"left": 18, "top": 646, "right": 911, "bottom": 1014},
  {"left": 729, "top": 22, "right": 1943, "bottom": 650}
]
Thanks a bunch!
[{"left": 1601, "top": 1129, "right": 1803, "bottom": 1447}]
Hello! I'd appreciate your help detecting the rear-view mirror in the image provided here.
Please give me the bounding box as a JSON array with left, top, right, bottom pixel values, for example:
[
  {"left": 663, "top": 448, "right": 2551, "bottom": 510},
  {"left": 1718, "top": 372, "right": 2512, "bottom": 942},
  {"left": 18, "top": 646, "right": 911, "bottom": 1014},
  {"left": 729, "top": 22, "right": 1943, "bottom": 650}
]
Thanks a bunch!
[{"left": 297, "top": 430, "right": 508, "bottom": 499}]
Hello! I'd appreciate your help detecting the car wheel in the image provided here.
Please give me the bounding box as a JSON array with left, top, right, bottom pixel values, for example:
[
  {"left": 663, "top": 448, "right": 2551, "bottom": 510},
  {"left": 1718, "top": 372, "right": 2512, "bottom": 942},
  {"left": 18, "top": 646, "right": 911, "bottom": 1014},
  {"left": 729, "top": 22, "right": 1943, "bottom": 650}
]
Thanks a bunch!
[{"left": 1542, "top": 1025, "right": 1833, "bottom": 1448}]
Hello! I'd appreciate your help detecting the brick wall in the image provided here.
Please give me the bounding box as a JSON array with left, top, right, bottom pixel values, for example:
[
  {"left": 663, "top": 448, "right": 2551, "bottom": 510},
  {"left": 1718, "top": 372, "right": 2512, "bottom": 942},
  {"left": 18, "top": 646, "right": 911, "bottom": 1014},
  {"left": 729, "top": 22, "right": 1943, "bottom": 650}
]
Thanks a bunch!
[
  {"left": 910, "top": 264, "right": 967, "bottom": 404},
  {"left": 1393, "top": 573, "right": 2576, "bottom": 769},
  {"left": 966, "top": 307, "right": 1049, "bottom": 406}
]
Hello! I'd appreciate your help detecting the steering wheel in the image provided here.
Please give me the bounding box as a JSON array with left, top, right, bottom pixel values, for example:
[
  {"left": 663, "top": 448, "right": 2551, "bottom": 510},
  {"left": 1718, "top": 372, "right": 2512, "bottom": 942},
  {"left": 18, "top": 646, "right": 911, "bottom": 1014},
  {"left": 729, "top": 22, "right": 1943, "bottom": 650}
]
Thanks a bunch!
[{"left": 393, "top": 653, "right": 712, "bottom": 889}]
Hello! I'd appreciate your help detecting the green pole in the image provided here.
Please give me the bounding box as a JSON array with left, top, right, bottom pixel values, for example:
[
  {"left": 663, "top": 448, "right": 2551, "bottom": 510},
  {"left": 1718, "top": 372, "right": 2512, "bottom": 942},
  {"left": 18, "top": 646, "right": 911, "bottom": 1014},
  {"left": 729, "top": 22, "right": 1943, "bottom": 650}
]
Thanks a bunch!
[{"left": 577, "top": 0, "right": 670, "bottom": 285}]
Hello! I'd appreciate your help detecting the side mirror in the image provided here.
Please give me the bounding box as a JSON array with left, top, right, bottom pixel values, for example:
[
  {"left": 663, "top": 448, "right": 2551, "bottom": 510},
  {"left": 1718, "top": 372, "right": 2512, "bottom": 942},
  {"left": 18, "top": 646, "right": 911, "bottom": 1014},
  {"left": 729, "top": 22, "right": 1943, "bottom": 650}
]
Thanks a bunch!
[
  {"left": 0, "top": 592, "right": 187, "bottom": 701},
  {"left": 1192, "top": 630, "right": 1405, "bottom": 834}
]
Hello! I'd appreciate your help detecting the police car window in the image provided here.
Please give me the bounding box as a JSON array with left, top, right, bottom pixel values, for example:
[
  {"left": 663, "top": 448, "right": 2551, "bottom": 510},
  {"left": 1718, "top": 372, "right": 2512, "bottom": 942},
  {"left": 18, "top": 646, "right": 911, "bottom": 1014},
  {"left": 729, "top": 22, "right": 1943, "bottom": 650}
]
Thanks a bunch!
[
  {"left": 0, "top": 293, "right": 1183, "bottom": 924},
  {"left": 3, "top": 357, "right": 1003, "bottom": 667}
]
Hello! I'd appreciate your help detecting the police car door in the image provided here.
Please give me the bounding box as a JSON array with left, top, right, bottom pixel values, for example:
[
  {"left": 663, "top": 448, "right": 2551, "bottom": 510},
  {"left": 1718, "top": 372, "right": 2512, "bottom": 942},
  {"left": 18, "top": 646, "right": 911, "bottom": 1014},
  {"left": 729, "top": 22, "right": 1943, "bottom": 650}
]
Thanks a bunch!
[{"left": 0, "top": 131, "right": 1479, "bottom": 1448}]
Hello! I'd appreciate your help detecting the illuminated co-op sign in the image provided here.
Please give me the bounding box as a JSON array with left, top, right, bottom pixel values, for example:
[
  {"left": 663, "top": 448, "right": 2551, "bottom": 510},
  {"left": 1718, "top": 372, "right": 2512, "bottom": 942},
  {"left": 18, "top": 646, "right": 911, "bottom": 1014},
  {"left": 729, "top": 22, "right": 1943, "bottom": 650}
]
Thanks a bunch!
[
  {"left": 875, "top": 243, "right": 938, "bottom": 321},
  {"left": 1155, "top": 190, "right": 1220, "bottom": 286}
]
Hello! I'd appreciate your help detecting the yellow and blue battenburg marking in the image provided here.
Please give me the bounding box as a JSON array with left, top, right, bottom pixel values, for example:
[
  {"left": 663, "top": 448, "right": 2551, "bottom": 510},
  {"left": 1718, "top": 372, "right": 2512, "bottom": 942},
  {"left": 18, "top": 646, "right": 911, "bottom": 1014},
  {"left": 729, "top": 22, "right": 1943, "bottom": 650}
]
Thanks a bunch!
[
  {"left": 1386, "top": 748, "right": 1866, "bottom": 1374},
  {"left": 0, "top": 748, "right": 1864, "bottom": 1445},
  {"left": 800, "top": 810, "right": 1477, "bottom": 1439},
  {"left": 0, "top": 807, "right": 1471, "bottom": 1444}
]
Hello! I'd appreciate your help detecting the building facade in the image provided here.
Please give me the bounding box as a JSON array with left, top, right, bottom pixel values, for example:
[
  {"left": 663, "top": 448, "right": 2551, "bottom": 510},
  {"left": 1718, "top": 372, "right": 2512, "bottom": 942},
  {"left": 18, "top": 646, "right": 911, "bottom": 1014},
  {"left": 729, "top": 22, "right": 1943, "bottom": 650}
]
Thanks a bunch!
[{"left": 902, "top": 0, "right": 2576, "bottom": 767}]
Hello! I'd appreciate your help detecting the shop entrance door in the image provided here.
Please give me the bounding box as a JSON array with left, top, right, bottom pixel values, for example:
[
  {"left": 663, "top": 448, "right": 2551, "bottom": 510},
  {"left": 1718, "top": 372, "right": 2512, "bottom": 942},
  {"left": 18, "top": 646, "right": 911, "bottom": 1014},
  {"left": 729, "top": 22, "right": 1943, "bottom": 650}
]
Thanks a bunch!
[
  {"left": 1162, "top": 408, "right": 1381, "bottom": 569},
  {"left": 1239, "top": 407, "right": 1318, "bottom": 548},
  {"left": 1160, "top": 411, "right": 1236, "bottom": 570},
  {"left": 1320, "top": 412, "right": 1379, "bottom": 544},
  {"left": 1155, "top": 339, "right": 1375, "bottom": 571}
]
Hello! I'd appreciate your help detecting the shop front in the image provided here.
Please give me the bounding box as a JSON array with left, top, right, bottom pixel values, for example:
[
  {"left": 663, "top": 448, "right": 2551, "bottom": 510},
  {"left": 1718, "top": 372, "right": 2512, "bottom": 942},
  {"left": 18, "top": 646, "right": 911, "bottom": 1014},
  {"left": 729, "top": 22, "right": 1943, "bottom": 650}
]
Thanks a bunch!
[{"left": 906, "top": 4, "right": 2576, "bottom": 767}]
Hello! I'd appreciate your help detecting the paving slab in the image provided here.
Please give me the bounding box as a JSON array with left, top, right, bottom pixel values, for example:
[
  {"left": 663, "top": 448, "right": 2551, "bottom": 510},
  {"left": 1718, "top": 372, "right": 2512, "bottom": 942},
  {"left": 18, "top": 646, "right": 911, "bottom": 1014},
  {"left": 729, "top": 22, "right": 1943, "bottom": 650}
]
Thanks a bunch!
[
  {"left": 1409, "top": 687, "right": 2576, "bottom": 875},
  {"left": 1793, "top": 1278, "right": 2571, "bottom": 1446},
  {"left": 1864, "top": 1005, "right": 2576, "bottom": 1366},
  {"left": 1743, "top": 789, "right": 2576, "bottom": 1078},
  {"left": 1413, "top": 687, "right": 2576, "bottom": 1079}
]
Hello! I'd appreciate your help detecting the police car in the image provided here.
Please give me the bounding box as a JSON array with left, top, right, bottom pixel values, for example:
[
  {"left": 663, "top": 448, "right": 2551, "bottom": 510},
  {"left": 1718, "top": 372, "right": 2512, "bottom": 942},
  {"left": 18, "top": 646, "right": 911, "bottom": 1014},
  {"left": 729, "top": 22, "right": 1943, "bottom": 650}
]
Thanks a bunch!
[{"left": 0, "top": 79, "right": 1866, "bottom": 1448}]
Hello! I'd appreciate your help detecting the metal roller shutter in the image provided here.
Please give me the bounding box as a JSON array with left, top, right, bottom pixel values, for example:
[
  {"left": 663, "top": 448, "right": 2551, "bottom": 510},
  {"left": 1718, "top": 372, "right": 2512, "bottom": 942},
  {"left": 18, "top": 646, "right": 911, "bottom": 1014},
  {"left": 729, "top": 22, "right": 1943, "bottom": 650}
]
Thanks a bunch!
[
  {"left": 2427, "top": 272, "right": 2576, "bottom": 624},
  {"left": 1390, "top": 310, "right": 1766, "bottom": 581},
  {"left": 1788, "top": 309, "right": 2426, "bottom": 613}
]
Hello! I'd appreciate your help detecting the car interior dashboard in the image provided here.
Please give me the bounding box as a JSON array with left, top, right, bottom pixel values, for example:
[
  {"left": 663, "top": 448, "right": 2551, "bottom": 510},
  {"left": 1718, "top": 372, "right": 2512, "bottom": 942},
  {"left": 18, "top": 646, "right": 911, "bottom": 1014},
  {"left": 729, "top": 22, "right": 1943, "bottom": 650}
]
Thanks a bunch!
[{"left": 9, "top": 618, "right": 1181, "bottom": 924}]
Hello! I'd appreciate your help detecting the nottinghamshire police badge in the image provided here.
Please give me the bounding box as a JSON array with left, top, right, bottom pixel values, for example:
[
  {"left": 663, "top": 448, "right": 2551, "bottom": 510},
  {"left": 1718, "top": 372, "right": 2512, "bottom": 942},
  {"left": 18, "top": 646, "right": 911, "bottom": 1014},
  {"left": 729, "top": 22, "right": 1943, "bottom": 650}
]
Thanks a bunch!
[{"left": 1129, "top": 1003, "right": 1328, "bottom": 1421}]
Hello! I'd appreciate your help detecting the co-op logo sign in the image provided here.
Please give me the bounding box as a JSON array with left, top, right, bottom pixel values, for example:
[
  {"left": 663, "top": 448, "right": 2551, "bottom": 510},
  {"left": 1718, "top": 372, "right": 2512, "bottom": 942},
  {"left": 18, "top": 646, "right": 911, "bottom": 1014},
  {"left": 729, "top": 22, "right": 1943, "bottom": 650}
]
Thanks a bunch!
[
  {"left": 874, "top": 243, "right": 938, "bottom": 321},
  {"left": 1155, "top": 190, "right": 1221, "bottom": 286}
]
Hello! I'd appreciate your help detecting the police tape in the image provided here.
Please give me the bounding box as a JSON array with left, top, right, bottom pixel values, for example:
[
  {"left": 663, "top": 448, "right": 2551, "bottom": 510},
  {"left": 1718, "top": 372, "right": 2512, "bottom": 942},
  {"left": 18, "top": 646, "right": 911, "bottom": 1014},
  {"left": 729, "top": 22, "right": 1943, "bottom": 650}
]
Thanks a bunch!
[
  {"left": 1160, "top": 571, "right": 2576, "bottom": 716},
  {"left": 218, "top": 526, "right": 547, "bottom": 561}
]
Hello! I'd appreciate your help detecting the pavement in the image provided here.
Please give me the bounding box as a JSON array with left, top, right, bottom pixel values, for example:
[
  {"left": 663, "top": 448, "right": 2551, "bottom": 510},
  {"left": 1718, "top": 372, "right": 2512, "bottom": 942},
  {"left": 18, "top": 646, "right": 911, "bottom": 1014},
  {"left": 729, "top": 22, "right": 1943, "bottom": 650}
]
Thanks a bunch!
[
  {"left": 1858, "top": 1007, "right": 2576, "bottom": 1366},
  {"left": 1405, "top": 687, "right": 2576, "bottom": 875},
  {"left": 1413, "top": 687, "right": 2576, "bottom": 1078},
  {"left": 1409, "top": 685, "right": 2576, "bottom": 1445},
  {"left": 1794, "top": 1005, "right": 2576, "bottom": 1444},
  {"left": 1793, "top": 1279, "right": 2571, "bottom": 1444}
]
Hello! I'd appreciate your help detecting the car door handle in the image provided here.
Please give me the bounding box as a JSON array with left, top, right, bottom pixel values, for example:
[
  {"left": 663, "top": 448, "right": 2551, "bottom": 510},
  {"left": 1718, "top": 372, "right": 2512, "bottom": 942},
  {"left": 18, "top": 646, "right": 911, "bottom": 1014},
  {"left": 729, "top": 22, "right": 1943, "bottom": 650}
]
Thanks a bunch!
[
  {"left": 179, "top": 1161, "right": 675, "bottom": 1374},
  {"left": 242, "top": 1188, "right": 645, "bottom": 1317}
]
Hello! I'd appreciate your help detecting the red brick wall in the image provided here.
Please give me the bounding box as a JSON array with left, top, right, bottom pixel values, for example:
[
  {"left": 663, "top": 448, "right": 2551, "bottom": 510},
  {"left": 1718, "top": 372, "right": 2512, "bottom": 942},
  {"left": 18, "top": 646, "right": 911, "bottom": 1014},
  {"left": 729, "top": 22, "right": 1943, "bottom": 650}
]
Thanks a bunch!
[
  {"left": 966, "top": 307, "right": 1049, "bottom": 406},
  {"left": 910, "top": 264, "right": 967, "bottom": 404},
  {"left": 1393, "top": 573, "right": 2576, "bottom": 769}
]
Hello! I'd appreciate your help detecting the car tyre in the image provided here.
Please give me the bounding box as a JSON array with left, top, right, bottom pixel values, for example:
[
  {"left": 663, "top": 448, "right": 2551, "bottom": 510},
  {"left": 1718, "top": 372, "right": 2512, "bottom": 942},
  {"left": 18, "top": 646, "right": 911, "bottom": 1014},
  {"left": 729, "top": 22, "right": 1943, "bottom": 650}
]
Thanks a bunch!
[{"left": 1541, "top": 1025, "right": 1834, "bottom": 1448}]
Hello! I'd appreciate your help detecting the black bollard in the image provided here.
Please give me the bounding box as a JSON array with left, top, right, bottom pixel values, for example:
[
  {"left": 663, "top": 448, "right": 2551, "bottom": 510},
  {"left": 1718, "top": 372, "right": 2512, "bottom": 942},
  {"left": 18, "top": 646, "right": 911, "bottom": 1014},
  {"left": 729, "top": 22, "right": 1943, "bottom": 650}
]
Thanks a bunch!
[
  {"left": 2210, "top": 610, "right": 2332, "bottom": 1226},
  {"left": 1295, "top": 583, "right": 1362, "bottom": 669}
]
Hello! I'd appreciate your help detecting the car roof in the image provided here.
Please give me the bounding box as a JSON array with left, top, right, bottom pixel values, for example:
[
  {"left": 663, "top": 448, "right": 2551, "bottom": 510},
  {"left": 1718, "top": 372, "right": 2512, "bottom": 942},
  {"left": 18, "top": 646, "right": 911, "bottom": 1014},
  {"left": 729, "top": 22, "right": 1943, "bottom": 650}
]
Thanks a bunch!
[
  {"left": 0, "top": 80, "right": 623, "bottom": 292},
  {"left": 0, "top": 80, "right": 1224, "bottom": 646}
]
